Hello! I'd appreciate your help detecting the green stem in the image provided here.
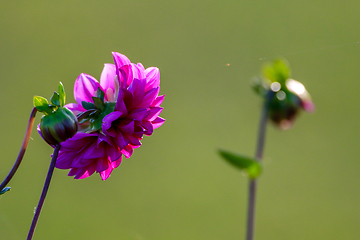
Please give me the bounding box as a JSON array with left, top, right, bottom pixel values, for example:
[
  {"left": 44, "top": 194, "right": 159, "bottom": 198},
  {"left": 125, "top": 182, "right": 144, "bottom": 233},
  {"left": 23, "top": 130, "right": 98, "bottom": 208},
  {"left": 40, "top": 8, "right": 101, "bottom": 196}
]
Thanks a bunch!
[
  {"left": 246, "top": 91, "right": 273, "bottom": 240},
  {"left": 0, "top": 107, "right": 37, "bottom": 191}
]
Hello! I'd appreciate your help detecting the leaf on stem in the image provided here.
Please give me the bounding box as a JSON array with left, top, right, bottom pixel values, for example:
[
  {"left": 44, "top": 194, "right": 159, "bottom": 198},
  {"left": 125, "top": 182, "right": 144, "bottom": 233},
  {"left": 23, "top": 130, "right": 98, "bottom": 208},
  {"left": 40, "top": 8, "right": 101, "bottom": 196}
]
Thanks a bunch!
[{"left": 218, "top": 149, "right": 262, "bottom": 179}]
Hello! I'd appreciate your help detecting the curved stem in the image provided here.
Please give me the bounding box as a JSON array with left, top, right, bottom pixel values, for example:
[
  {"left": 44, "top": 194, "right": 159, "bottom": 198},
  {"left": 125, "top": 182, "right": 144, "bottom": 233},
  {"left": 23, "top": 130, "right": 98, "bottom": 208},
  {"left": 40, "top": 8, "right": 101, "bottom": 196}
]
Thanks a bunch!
[
  {"left": 27, "top": 144, "right": 60, "bottom": 240},
  {"left": 246, "top": 91, "right": 273, "bottom": 240},
  {"left": 0, "top": 107, "right": 37, "bottom": 191}
]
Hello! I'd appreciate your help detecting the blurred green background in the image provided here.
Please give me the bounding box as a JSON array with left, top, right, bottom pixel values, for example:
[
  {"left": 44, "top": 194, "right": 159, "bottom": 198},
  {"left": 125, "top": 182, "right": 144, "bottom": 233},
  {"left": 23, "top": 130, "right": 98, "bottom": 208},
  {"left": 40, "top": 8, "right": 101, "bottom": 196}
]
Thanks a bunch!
[{"left": 0, "top": 1, "right": 359, "bottom": 239}]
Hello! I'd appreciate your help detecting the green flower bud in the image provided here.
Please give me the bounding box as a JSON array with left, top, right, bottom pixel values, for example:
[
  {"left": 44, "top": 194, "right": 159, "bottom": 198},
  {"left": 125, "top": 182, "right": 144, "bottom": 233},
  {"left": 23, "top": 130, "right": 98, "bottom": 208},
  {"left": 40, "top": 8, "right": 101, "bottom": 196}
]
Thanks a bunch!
[
  {"left": 34, "top": 82, "right": 79, "bottom": 145},
  {"left": 39, "top": 107, "right": 78, "bottom": 145}
]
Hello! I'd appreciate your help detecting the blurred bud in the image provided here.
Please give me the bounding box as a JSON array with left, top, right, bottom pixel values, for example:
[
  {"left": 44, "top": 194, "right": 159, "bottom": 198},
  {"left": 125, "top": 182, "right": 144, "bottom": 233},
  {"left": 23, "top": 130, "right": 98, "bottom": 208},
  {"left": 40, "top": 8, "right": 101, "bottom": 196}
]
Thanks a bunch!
[
  {"left": 253, "top": 59, "right": 314, "bottom": 129},
  {"left": 39, "top": 107, "right": 78, "bottom": 145},
  {"left": 34, "top": 82, "right": 79, "bottom": 144}
]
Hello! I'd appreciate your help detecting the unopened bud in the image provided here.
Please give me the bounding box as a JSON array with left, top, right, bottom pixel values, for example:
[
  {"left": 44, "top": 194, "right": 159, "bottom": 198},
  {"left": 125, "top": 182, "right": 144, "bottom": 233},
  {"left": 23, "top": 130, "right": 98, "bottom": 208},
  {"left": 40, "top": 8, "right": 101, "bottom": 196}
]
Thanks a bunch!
[{"left": 39, "top": 107, "right": 78, "bottom": 145}]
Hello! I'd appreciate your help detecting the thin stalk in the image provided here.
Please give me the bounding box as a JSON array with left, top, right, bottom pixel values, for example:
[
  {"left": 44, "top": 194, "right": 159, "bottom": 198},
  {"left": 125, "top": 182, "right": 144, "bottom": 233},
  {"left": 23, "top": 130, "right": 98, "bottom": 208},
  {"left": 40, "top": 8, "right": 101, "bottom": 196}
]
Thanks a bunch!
[
  {"left": 27, "top": 144, "right": 60, "bottom": 240},
  {"left": 246, "top": 91, "right": 273, "bottom": 240},
  {"left": 0, "top": 107, "right": 37, "bottom": 191}
]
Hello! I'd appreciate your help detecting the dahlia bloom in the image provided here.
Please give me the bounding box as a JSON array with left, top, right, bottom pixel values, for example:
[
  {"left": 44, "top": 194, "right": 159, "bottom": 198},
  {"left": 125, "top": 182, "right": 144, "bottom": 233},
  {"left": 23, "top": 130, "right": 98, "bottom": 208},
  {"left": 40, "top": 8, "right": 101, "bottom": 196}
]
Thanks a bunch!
[{"left": 53, "top": 52, "right": 165, "bottom": 180}]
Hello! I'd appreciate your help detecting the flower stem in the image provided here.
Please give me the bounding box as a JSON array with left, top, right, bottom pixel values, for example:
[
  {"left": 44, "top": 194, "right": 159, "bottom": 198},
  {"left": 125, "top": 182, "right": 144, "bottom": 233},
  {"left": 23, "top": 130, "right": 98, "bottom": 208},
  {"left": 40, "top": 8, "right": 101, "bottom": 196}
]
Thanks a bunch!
[
  {"left": 0, "top": 107, "right": 37, "bottom": 191},
  {"left": 246, "top": 91, "right": 273, "bottom": 240},
  {"left": 27, "top": 144, "right": 61, "bottom": 240}
]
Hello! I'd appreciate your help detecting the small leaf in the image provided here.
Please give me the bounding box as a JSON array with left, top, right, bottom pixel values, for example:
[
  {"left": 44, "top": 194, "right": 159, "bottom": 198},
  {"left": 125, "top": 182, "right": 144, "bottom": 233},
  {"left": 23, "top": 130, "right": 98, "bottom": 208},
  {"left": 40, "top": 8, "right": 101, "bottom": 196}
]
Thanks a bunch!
[
  {"left": 81, "top": 101, "right": 96, "bottom": 110},
  {"left": 33, "top": 96, "right": 53, "bottom": 115},
  {"left": 92, "top": 97, "right": 104, "bottom": 110},
  {"left": 96, "top": 88, "right": 105, "bottom": 102},
  {"left": 0, "top": 187, "right": 11, "bottom": 195},
  {"left": 218, "top": 149, "right": 262, "bottom": 179},
  {"left": 50, "top": 92, "right": 60, "bottom": 107},
  {"left": 58, "top": 82, "right": 66, "bottom": 107}
]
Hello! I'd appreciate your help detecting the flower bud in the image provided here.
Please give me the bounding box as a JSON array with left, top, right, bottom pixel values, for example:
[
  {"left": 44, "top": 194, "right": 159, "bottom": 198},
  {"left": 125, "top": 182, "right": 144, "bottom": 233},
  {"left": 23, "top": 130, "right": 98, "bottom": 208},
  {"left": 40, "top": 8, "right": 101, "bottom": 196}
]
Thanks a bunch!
[{"left": 39, "top": 107, "right": 78, "bottom": 145}]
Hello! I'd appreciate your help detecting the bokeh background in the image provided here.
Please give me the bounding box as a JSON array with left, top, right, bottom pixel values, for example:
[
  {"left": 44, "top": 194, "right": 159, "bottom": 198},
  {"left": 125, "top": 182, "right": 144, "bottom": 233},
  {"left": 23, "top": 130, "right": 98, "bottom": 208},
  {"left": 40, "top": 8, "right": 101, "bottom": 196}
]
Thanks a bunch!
[{"left": 0, "top": 1, "right": 359, "bottom": 239}]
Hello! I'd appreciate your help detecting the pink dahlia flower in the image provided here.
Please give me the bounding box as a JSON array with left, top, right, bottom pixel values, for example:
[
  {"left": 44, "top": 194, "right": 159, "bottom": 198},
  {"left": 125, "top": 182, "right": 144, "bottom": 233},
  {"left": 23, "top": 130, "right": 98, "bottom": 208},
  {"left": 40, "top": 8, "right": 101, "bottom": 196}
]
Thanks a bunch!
[{"left": 54, "top": 52, "right": 165, "bottom": 180}]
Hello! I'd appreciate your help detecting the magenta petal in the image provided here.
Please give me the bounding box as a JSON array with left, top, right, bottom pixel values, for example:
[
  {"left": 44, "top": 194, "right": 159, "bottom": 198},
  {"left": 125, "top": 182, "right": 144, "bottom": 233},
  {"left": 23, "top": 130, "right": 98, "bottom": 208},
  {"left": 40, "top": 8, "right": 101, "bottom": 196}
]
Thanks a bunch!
[
  {"left": 125, "top": 134, "right": 142, "bottom": 146},
  {"left": 138, "top": 87, "right": 160, "bottom": 108},
  {"left": 96, "top": 157, "right": 110, "bottom": 173},
  {"left": 74, "top": 73, "right": 101, "bottom": 104},
  {"left": 121, "top": 145, "right": 133, "bottom": 158},
  {"left": 114, "top": 130, "right": 130, "bottom": 150},
  {"left": 102, "top": 111, "right": 122, "bottom": 136},
  {"left": 151, "top": 95, "right": 165, "bottom": 107},
  {"left": 145, "top": 107, "right": 163, "bottom": 121},
  {"left": 128, "top": 79, "right": 145, "bottom": 107},
  {"left": 75, "top": 164, "right": 96, "bottom": 179},
  {"left": 152, "top": 117, "right": 165, "bottom": 129},
  {"left": 145, "top": 67, "right": 160, "bottom": 91},
  {"left": 131, "top": 63, "right": 146, "bottom": 80},
  {"left": 100, "top": 64, "right": 117, "bottom": 101},
  {"left": 142, "top": 121, "right": 154, "bottom": 136},
  {"left": 111, "top": 157, "right": 122, "bottom": 169},
  {"left": 119, "top": 64, "right": 133, "bottom": 89},
  {"left": 100, "top": 166, "right": 113, "bottom": 181},
  {"left": 128, "top": 108, "right": 148, "bottom": 121},
  {"left": 56, "top": 152, "right": 76, "bottom": 169},
  {"left": 106, "top": 145, "right": 121, "bottom": 162},
  {"left": 115, "top": 89, "right": 129, "bottom": 114},
  {"left": 64, "top": 103, "right": 85, "bottom": 116},
  {"left": 112, "top": 52, "right": 131, "bottom": 70},
  {"left": 83, "top": 142, "right": 106, "bottom": 159},
  {"left": 119, "top": 120, "right": 134, "bottom": 134}
]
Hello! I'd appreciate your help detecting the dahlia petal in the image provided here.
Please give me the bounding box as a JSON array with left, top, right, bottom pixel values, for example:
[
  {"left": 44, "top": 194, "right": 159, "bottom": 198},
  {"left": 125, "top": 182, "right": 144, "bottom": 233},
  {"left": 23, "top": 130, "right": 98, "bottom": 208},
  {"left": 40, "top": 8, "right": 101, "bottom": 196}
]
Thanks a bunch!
[
  {"left": 100, "top": 64, "right": 117, "bottom": 101},
  {"left": 128, "top": 79, "right": 145, "bottom": 107},
  {"left": 68, "top": 168, "right": 77, "bottom": 176},
  {"left": 106, "top": 145, "right": 122, "bottom": 162},
  {"left": 115, "top": 89, "right": 129, "bottom": 114},
  {"left": 102, "top": 111, "right": 122, "bottom": 136},
  {"left": 152, "top": 117, "right": 165, "bottom": 129},
  {"left": 112, "top": 52, "right": 131, "bottom": 70},
  {"left": 119, "top": 65, "right": 133, "bottom": 89},
  {"left": 138, "top": 87, "right": 160, "bottom": 108},
  {"left": 151, "top": 95, "right": 165, "bottom": 107},
  {"left": 111, "top": 156, "right": 122, "bottom": 169},
  {"left": 137, "top": 63, "right": 145, "bottom": 71},
  {"left": 131, "top": 63, "right": 146, "bottom": 80},
  {"left": 96, "top": 157, "right": 110, "bottom": 173},
  {"left": 145, "top": 67, "right": 160, "bottom": 91},
  {"left": 142, "top": 121, "right": 154, "bottom": 136},
  {"left": 99, "top": 164, "right": 113, "bottom": 181},
  {"left": 74, "top": 164, "right": 96, "bottom": 179},
  {"left": 71, "top": 155, "right": 94, "bottom": 168},
  {"left": 114, "top": 130, "right": 130, "bottom": 150},
  {"left": 74, "top": 73, "right": 101, "bottom": 104},
  {"left": 119, "top": 120, "right": 134, "bottom": 135},
  {"left": 64, "top": 103, "right": 85, "bottom": 116},
  {"left": 121, "top": 145, "right": 133, "bottom": 158},
  {"left": 128, "top": 108, "right": 148, "bottom": 122},
  {"left": 83, "top": 142, "right": 106, "bottom": 159},
  {"left": 125, "top": 134, "right": 142, "bottom": 146},
  {"left": 145, "top": 107, "right": 163, "bottom": 121},
  {"left": 56, "top": 152, "right": 76, "bottom": 169}
]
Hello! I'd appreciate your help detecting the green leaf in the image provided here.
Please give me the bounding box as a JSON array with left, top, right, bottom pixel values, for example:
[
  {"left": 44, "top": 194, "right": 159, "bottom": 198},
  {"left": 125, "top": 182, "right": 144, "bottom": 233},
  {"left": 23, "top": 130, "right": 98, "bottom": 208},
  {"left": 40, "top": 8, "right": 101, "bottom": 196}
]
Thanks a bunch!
[
  {"left": 33, "top": 96, "right": 53, "bottom": 115},
  {"left": 82, "top": 101, "right": 96, "bottom": 110},
  {"left": 58, "top": 82, "right": 66, "bottom": 107},
  {"left": 50, "top": 92, "right": 60, "bottom": 107},
  {"left": 92, "top": 97, "right": 105, "bottom": 111},
  {"left": 0, "top": 187, "right": 11, "bottom": 195},
  {"left": 218, "top": 149, "right": 262, "bottom": 179},
  {"left": 96, "top": 88, "right": 105, "bottom": 102}
]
